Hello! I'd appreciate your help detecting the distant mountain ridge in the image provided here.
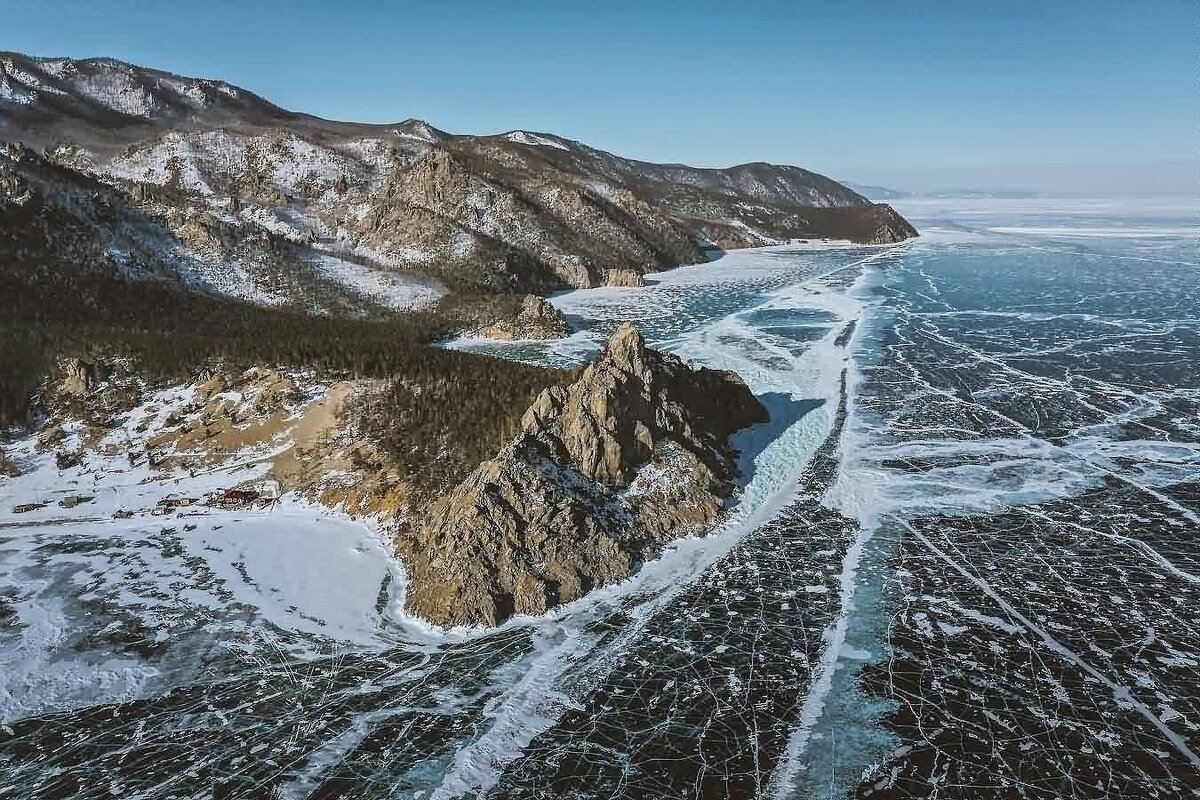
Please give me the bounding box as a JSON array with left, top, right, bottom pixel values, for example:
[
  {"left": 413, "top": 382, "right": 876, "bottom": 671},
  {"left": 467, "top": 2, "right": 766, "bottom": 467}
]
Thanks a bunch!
[
  {"left": 1, "top": 51, "right": 916, "bottom": 313},
  {"left": 841, "top": 181, "right": 912, "bottom": 201},
  {"left": 842, "top": 180, "right": 1043, "bottom": 202}
]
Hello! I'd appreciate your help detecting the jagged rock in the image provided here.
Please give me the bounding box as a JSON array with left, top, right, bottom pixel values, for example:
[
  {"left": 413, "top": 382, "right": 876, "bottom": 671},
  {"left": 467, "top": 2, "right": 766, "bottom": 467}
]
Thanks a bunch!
[
  {"left": 476, "top": 294, "right": 572, "bottom": 340},
  {"left": 35, "top": 423, "right": 65, "bottom": 451},
  {"left": 603, "top": 268, "right": 645, "bottom": 288},
  {"left": 55, "top": 449, "right": 82, "bottom": 470},
  {"left": 43, "top": 357, "right": 143, "bottom": 428},
  {"left": 173, "top": 213, "right": 226, "bottom": 253},
  {"left": 404, "top": 148, "right": 469, "bottom": 208},
  {"left": 192, "top": 369, "right": 229, "bottom": 400},
  {"left": 396, "top": 322, "right": 768, "bottom": 628},
  {"left": 57, "top": 357, "right": 108, "bottom": 396},
  {"left": 238, "top": 368, "right": 303, "bottom": 411}
]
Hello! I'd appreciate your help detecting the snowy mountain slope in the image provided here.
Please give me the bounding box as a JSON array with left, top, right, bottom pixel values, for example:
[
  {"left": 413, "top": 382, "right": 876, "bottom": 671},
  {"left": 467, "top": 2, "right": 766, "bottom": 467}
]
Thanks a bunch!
[
  {"left": 0, "top": 142, "right": 444, "bottom": 314},
  {"left": 0, "top": 52, "right": 916, "bottom": 306}
]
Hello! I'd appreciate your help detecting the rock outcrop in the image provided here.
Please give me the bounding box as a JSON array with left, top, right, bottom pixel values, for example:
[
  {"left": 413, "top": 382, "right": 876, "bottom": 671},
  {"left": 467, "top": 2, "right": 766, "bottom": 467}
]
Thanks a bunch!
[
  {"left": 603, "top": 268, "right": 646, "bottom": 288},
  {"left": 476, "top": 294, "right": 572, "bottom": 340},
  {"left": 845, "top": 203, "right": 920, "bottom": 244},
  {"left": 396, "top": 323, "right": 768, "bottom": 627},
  {"left": 56, "top": 357, "right": 107, "bottom": 397}
]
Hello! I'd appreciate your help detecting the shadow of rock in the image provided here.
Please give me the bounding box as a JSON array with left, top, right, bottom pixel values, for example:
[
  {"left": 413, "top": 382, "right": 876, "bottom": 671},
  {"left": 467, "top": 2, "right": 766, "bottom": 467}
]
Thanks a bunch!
[{"left": 730, "top": 392, "right": 826, "bottom": 490}]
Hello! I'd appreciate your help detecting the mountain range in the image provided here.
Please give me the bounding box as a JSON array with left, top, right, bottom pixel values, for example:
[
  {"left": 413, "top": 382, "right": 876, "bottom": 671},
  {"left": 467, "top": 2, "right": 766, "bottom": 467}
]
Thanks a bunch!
[{"left": 1, "top": 52, "right": 916, "bottom": 315}]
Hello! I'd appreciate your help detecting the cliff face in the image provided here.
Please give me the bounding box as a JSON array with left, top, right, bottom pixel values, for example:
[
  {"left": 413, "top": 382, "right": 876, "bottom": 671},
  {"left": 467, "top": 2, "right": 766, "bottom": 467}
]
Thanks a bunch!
[
  {"left": 1, "top": 51, "right": 917, "bottom": 311},
  {"left": 395, "top": 323, "right": 768, "bottom": 627}
]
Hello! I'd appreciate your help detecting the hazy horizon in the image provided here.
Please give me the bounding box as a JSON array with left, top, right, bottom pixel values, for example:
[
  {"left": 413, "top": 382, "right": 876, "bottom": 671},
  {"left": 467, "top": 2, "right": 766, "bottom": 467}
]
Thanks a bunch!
[{"left": 844, "top": 159, "right": 1198, "bottom": 199}]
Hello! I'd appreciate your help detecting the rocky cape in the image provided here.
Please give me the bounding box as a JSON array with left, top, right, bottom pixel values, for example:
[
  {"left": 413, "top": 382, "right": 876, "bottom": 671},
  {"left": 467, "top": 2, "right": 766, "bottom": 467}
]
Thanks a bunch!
[
  {"left": 1, "top": 51, "right": 917, "bottom": 317},
  {"left": 395, "top": 323, "right": 768, "bottom": 627},
  {"left": 7, "top": 323, "right": 766, "bottom": 629}
]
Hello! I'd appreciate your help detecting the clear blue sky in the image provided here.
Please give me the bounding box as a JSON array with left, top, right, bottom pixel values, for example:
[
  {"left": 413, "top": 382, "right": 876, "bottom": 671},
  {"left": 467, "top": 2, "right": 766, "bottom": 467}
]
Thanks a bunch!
[{"left": 2, "top": 0, "right": 1193, "bottom": 195}]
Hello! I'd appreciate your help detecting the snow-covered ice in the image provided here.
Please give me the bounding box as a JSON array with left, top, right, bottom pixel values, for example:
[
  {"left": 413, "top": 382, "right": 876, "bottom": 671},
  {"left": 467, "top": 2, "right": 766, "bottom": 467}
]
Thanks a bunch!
[{"left": 3, "top": 200, "right": 1199, "bottom": 797}]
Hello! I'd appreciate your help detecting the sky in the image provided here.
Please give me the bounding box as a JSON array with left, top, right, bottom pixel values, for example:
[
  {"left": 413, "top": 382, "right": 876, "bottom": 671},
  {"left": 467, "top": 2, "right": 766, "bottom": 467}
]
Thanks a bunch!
[{"left": 2, "top": 0, "right": 1194, "bottom": 195}]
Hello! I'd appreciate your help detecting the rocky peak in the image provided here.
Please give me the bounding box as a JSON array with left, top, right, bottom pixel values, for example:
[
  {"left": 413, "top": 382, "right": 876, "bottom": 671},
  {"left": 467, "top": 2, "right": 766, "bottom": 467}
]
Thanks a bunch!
[
  {"left": 394, "top": 118, "right": 448, "bottom": 143},
  {"left": 395, "top": 323, "right": 768, "bottom": 628},
  {"left": 403, "top": 147, "right": 469, "bottom": 208},
  {"left": 604, "top": 320, "right": 647, "bottom": 375},
  {"left": 521, "top": 321, "right": 761, "bottom": 487},
  {"left": 0, "top": 160, "right": 30, "bottom": 204},
  {"left": 862, "top": 203, "right": 919, "bottom": 244}
]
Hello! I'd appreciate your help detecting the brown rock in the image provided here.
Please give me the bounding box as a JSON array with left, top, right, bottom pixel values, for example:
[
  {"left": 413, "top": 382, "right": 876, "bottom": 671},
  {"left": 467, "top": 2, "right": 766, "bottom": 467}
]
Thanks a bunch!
[
  {"left": 395, "top": 322, "right": 767, "bottom": 628},
  {"left": 404, "top": 147, "right": 469, "bottom": 208},
  {"left": 602, "top": 268, "right": 645, "bottom": 288},
  {"left": 57, "top": 357, "right": 107, "bottom": 396},
  {"left": 477, "top": 294, "right": 572, "bottom": 340}
]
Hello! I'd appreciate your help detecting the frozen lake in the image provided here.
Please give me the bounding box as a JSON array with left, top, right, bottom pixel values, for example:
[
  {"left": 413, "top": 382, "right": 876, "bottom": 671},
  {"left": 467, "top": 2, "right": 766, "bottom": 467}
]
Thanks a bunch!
[{"left": 2, "top": 198, "right": 1198, "bottom": 798}]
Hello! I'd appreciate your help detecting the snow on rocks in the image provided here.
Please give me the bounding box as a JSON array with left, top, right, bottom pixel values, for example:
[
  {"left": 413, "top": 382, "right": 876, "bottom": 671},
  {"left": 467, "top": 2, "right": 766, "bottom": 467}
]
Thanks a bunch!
[
  {"left": 107, "top": 129, "right": 359, "bottom": 200},
  {"left": 71, "top": 67, "right": 159, "bottom": 117},
  {"left": 502, "top": 131, "right": 571, "bottom": 151},
  {"left": 307, "top": 252, "right": 445, "bottom": 309},
  {"left": 107, "top": 132, "right": 216, "bottom": 195},
  {"left": 0, "top": 77, "right": 35, "bottom": 106}
]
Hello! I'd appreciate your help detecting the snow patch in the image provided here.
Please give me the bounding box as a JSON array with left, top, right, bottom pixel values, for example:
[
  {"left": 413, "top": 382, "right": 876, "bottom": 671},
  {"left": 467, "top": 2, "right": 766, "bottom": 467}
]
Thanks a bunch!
[
  {"left": 503, "top": 131, "right": 570, "bottom": 151},
  {"left": 71, "top": 69, "right": 158, "bottom": 116},
  {"left": 308, "top": 253, "right": 445, "bottom": 309},
  {"left": 0, "top": 78, "right": 35, "bottom": 106},
  {"left": 1, "top": 59, "right": 65, "bottom": 96}
]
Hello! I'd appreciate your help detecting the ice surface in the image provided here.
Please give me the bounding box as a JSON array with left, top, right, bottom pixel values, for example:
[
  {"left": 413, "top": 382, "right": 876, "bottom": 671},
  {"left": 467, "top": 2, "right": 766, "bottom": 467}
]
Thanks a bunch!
[{"left": 3, "top": 200, "right": 1199, "bottom": 797}]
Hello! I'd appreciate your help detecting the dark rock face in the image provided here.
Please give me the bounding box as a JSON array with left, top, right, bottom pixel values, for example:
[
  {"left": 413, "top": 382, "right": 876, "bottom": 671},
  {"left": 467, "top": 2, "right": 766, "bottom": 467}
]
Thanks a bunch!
[
  {"left": 396, "top": 323, "right": 768, "bottom": 627},
  {"left": 693, "top": 203, "right": 918, "bottom": 250},
  {"left": 844, "top": 203, "right": 920, "bottom": 244}
]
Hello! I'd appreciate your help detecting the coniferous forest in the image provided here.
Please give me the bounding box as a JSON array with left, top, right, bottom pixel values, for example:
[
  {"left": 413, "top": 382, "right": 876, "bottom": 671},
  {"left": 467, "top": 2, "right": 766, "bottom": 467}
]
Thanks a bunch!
[{"left": 0, "top": 245, "right": 575, "bottom": 482}]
